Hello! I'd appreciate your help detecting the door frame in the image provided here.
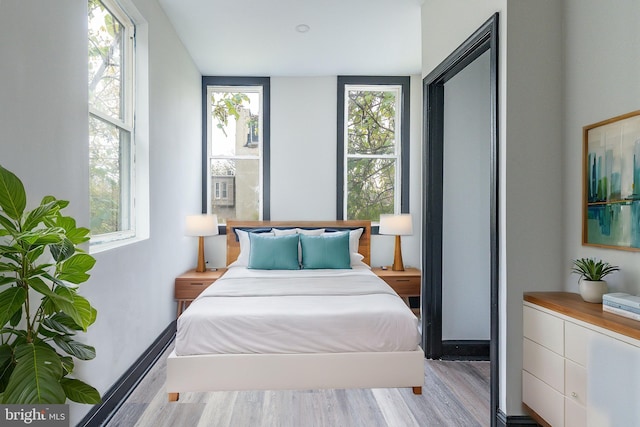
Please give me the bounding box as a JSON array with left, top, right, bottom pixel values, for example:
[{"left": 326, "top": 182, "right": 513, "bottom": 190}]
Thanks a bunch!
[{"left": 421, "top": 12, "right": 499, "bottom": 426}]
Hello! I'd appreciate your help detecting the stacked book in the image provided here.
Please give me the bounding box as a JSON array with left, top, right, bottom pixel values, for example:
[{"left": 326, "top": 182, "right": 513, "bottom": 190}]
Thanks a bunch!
[{"left": 602, "top": 293, "right": 640, "bottom": 321}]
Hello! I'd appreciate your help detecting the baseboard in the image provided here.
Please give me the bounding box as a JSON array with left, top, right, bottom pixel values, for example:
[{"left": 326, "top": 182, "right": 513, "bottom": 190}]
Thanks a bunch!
[
  {"left": 441, "top": 340, "right": 490, "bottom": 361},
  {"left": 496, "top": 409, "right": 538, "bottom": 426},
  {"left": 78, "top": 321, "right": 176, "bottom": 427}
]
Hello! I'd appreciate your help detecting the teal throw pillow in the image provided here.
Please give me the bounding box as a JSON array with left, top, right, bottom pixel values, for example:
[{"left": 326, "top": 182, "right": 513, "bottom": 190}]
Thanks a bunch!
[
  {"left": 300, "top": 232, "right": 351, "bottom": 269},
  {"left": 248, "top": 233, "right": 300, "bottom": 270}
]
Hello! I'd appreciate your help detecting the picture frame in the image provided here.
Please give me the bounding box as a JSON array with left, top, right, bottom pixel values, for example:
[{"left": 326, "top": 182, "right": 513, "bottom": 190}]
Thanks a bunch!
[{"left": 583, "top": 110, "right": 640, "bottom": 251}]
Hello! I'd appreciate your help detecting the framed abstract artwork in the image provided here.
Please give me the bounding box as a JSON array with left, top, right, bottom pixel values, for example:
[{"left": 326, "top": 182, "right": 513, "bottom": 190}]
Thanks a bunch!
[{"left": 583, "top": 110, "right": 640, "bottom": 251}]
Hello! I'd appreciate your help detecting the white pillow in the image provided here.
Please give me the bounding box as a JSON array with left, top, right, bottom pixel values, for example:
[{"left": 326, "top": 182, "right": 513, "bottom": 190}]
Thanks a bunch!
[
  {"left": 296, "top": 228, "right": 325, "bottom": 236},
  {"left": 228, "top": 229, "right": 274, "bottom": 268},
  {"left": 271, "top": 227, "right": 325, "bottom": 236},
  {"left": 348, "top": 228, "right": 367, "bottom": 267},
  {"left": 272, "top": 228, "right": 297, "bottom": 236}
]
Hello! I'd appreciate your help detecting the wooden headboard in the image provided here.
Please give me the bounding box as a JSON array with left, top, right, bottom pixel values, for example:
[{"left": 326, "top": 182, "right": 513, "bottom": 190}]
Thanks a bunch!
[{"left": 226, "top": 220, "right": 371, "bottom": 266}]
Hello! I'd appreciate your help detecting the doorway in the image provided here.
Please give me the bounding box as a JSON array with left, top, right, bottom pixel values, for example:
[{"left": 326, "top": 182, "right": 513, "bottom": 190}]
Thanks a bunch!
[{"left": 421, "top": 13, "right": 499, "bottom": 426}]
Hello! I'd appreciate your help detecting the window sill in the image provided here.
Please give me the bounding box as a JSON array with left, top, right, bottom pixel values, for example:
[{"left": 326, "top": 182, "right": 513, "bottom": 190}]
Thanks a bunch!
[{"left": 90, "top": 234, "right": 148, "bottom": 254}]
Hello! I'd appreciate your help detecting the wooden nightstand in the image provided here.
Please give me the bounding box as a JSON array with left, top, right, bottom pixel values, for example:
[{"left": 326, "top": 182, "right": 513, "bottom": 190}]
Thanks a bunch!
[
  {"left": 175, "top": 268, "right": 227, "bottom": 318},
  {"left": 372, "top": 267, "right": 421, "bottom": 314}
]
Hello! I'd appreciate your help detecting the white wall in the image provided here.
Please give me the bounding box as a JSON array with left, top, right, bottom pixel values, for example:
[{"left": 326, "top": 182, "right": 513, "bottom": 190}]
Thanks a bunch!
[
  {"left": 206, "top": 75, "right": 424, "bottom": 270},
  {"left": 503, "top": 1, "right": 564, "bottom": 416},
  {"left": 423, "top": 0, "right": 564, "bottom": 417},
  {"left": 441, "top": 51, "right": 491, "bottom": 341},
  {"left": 0, "top": 0, "right": 202, "bottom": 424},
  {"left": 562, "top": 0, "right": 640, "bottom": 294},
  {"left": 270, "top": 77, "right": 338, "bottom": 220}
]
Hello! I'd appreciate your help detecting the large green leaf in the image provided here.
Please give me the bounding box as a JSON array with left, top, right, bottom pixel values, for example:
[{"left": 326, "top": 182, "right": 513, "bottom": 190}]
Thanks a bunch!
[
  {"left": 0, "top": 248, "right": 20, "bottom": 264},
  {"left": 52, "top": 336, "right": 96, "bottom": 360},
  {"left": 71, "top": 294, "right": 97, "bottom": 330},
  {"left": 37, "top": 325, "right": 60, "bottom": 339},
  {"left": 46, "top": 313, "right": 83, "bottom": 332},
  {"left": 45, "top": 287, "right": 79, "bottom": 325},
  {"left": 27, "top": 277, "right": 72, "bottom": 306},
  {"left": 59, "top": 356, "right": 74, "bottom": 375},
  {"left": 0, "top": 346, "right": 14, "bottom": 394},
  {"left": 2, "top": 343, "right": 65, "bottom": 404},
  {"left": 26, "top": 245, "right": 46, "bottom": 264},
  {"left": 0, "top": 213, "right": 18, "bottom": 234},
  {"left": 58, "top": 254, "right": 96, "bottom": 284},
  {"left": 0, "top": 165, "right": 26, "bottom": 221},
  {"left": 0, "top": 287, "right": 27, "bottom": 327},
  {"left": 0, "top": 343, "right": 14, "bottom": 393},
  {"left": 19, "top": 229, "right": 64, "bottom": 247},
  {"left": 50, "top": 237, "right": 75, "bottom": 263},
  {"left": 53, "top": 216, "right": 90, "bottom": 245},
  {"left": 60, "top": 378, "right": 100, "bottom": 404},
  {"left": 39, "top": 272, "right": 71, "bottom": 291},
  {"left": 49, "top": 288, "right": 96, "bottom": 331},
  {"left": 22, "top": 200, "right": 62, "bottom": 232},
  {"left": 0, "top": 276, "right": 17, "bottom": 286},
  {"left": 0, "top": 262, "right": 19, "bottom": 274},
  {"left": 41, "top": 196, "right": 68, "bottom": 210},
  {"left": 65, "top": 226, "right": 91, "bottom": 245},
  {"left": 42, "top": 315, "right": 78, "bottom": 336},
  {"left": 9, "top": 306, "right": 22, "bottom": 327}
]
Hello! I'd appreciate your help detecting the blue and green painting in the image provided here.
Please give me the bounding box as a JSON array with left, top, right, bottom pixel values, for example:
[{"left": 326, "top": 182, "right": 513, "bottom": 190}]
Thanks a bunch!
[{"left": 586, "top": 119, "right": 640, "bottom": 249}]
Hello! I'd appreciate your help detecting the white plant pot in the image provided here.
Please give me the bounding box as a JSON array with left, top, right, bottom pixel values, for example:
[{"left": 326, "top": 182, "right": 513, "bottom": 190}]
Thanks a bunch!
[{"left": 579, "top": 279, "right": 608, "bottom": 303}]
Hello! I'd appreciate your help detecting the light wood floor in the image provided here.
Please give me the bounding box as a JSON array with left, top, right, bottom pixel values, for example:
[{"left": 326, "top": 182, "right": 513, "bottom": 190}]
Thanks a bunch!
[{"left": 106, "top": 342, "right": 490, "bottom": 427}]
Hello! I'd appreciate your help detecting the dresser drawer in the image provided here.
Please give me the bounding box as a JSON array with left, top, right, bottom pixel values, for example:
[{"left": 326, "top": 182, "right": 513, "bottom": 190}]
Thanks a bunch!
[
  {"left": 523, "top": 338, "right": 565, "bottom": 393},
  {"left": 175, "top": 280, "right": 214, "bottom": 299},
  {"left": 565, "top": 321, "right": 593, "bottom": 366},
  {"left": 523, "top": 305, "right": 564, "bottom": 355},
  {"left": 523, "top": 370, "right": 565, "bottom": 427},
  {"left": 565, "top": 396, "right": 586, "bottom": 427},
  {"left": 565, "top": 359, "right": 587, "bottom": 407}
]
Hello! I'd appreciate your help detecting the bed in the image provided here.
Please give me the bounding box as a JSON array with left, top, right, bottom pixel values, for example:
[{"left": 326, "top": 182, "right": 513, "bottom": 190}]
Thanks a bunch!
[{"left": 166, "top": 220, "right": 424, "bottom": 401}]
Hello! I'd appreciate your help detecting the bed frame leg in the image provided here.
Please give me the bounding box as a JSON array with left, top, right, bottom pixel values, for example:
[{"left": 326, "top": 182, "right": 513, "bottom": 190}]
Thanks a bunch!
[
  {"left": 412, "top": 387, "right": 422, "bottom": 395},
  {"left": 168, "top": 392, "right": 179, "bottom": 402}
]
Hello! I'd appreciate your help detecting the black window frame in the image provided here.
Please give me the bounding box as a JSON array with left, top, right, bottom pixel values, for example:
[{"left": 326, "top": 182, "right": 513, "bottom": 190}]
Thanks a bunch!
[
  {"left": 336, "top": 76, "right": 410, "bottom": 232},
  {"left": 201, "top": 76, "right": 271, "bottom": 233}
]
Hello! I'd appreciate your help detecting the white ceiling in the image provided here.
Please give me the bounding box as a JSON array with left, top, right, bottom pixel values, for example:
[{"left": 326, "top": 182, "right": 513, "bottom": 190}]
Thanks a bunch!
[{"left": 157, "top": 0, "right": 422, "bottom": 76}]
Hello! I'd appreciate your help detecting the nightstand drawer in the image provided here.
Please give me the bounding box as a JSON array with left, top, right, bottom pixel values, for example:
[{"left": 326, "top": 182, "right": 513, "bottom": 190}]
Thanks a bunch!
[
  {"left": 382, "top": 276, "right": 420, "bottom": 296},
  {"left": 175, "top": 281, "right": 214, "bottom": 299},
  {"left": 174, "top": 268, "right": 227, "bottom": 318}
]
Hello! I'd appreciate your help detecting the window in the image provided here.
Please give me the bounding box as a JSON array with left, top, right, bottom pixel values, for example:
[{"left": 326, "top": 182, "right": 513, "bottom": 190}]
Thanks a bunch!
[
  {"left": 203, "top": 77, "right": 270, "bottom": 224},
  {"left": 221, "top": 182, "right": 228, "bottom": 199},
  {"left": 337, "top": 76, "right": 410, "bottom": 223},
  {"left": 88, "top": 0, "right": 136, "bottom": 243}
]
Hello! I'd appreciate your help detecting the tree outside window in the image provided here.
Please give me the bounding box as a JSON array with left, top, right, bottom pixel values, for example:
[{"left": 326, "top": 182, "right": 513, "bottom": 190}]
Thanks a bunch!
[
  {"left": 338, "top": 77, "right": 410, "bottom": 223},
  {"left": 88, "top": 0, "right": 135, "bottom": 240},
  {"left": 204, "top": 80, "right": 270, "bottom": 223}
]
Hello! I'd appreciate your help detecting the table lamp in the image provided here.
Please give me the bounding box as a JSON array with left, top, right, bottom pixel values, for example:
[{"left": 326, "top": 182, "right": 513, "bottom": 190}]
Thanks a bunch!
[
  {"left": 185, "top": 214, "right": 219, "bottom": 272},
  {"left": 379, "top": 213, "right": 413, "bottom": 271}
]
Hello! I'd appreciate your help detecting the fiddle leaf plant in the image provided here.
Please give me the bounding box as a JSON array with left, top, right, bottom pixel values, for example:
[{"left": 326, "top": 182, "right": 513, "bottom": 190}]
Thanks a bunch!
[{"left": 0, "top": 164, "right": 100, "bottom": 404}]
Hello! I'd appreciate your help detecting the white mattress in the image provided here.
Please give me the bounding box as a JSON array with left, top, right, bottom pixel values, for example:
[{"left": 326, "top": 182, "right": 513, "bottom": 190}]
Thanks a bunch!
[{"left": 175, "top": 266, "right": 420, "bottom": 356}]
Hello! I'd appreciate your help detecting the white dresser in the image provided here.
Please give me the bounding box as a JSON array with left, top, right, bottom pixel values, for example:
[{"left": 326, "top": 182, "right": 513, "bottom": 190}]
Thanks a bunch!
[{"left": 523, "top": 292, "right": 640, "bottom": 427}]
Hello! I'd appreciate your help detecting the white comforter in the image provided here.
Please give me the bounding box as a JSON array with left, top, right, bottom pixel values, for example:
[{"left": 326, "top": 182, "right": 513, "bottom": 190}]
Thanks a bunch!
[{"left": 175, "top": 267, "right": 420, "bottom": 356}]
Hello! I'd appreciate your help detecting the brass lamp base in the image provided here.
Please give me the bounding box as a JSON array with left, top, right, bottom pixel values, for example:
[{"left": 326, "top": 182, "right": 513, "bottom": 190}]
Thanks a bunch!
[
  {"left": 391, "top": 235, "right": 405, "bottom": 271},
  {"left": 196, "top": 236, "right": 206, "bottom": 272}
]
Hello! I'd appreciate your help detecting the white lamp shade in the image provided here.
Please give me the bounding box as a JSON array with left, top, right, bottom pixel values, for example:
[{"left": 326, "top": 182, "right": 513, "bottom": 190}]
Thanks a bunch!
[
  {"left": 185, "top": 214, "right": 219, "bottom": 237},
  {"left": 379, "top": 214, "right": 413, "bottom": 236}
]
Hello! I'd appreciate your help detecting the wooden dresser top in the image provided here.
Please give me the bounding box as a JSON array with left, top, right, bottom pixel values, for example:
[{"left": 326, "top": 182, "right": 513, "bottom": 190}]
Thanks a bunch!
[{"left": 524, "top": 291, "right": 640, "bottom": 342}]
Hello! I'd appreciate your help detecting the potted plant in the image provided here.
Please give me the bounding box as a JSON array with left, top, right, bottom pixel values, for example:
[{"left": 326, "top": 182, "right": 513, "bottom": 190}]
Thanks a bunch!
[
  {"left": 0, "top": 165, "right": 100, "bottom": 404},
  {"left": 571, "top": 257, "right": 619, "bottom": 303}
]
